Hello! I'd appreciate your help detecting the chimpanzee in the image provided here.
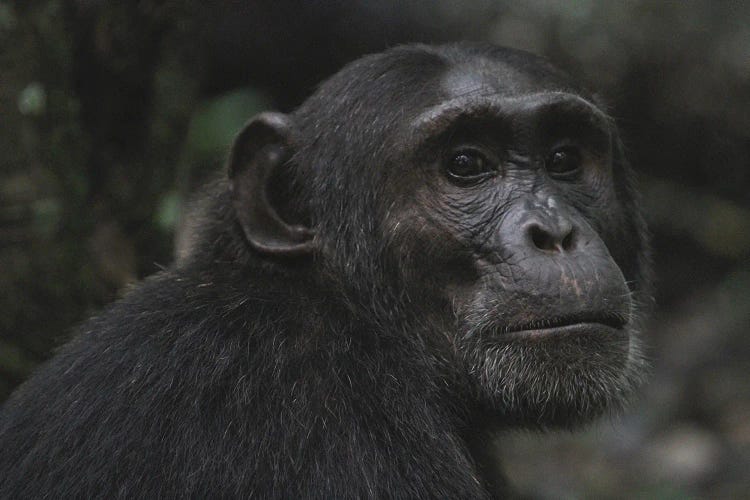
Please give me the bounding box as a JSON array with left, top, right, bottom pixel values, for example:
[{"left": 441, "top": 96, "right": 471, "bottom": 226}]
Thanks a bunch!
[{"left": 0, "top": 43, "right": 651, "bottom": 498}]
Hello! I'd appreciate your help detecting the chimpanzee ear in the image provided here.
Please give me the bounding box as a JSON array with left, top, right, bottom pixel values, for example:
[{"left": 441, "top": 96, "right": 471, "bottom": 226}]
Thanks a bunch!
[{"left": 228, "top": 112, "right": 315, "bottom": 256}]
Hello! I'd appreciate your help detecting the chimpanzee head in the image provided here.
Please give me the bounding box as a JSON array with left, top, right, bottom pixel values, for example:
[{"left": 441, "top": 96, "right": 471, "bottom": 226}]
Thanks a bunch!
[{"left": 227, "top": 43, "right": 651, "bottom": 428}]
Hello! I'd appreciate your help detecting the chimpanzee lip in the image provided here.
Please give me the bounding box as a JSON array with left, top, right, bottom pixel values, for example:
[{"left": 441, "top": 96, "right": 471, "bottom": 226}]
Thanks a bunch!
[{"left": 501, "top": 311, "right": 628, "bottom": 339}]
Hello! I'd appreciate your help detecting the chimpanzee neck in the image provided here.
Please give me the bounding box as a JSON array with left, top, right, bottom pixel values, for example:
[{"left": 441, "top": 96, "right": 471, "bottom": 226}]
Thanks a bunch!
[{"left": 180, "top": 263, "right": 494, "bottom": 497}]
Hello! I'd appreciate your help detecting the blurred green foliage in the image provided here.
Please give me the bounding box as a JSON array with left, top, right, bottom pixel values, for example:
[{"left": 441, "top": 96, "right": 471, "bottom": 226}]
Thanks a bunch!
[{"left": 186, "top": 88, "right": 272, "bottom": 161}]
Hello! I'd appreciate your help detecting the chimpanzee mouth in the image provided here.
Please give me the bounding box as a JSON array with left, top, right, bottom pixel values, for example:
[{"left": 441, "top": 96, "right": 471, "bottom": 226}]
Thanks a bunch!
[{"left": 501, "top": 311, "right": 628, "bottom": 340}]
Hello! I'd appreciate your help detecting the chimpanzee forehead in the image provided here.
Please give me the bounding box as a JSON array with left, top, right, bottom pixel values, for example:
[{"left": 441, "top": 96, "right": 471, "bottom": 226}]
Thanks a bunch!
[
  {"left": 440, "top": 57, "right": 578, "bottom": 101},
  {"left": 408, "top": 55, "right": 608, "bottom": 148}
]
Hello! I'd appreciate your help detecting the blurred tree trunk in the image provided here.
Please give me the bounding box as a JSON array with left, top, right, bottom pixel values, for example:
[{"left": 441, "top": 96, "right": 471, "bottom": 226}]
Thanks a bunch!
[{"left": 0, "top": 0, "right": 204, "bottom": 399}]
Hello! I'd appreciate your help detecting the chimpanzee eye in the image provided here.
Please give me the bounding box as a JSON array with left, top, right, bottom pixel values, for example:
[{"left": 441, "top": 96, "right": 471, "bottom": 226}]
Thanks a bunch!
[
  {"left": 546, "top": 146, "right": 582, "bottom": 178},
  {"left": 446, "top": 149, "right": 495, "bottom": 184}
]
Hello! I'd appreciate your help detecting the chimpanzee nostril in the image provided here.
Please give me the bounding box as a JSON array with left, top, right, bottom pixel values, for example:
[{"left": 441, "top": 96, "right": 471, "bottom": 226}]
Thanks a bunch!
[
  {"left": 530, "top": 225, "right": 556, "bottom": 251},
  {"left": 561, "top": 229, "right": 575, "bottom": 251},
  {"left": 527, "top": 222, "right": 576, "bottom": 253}
]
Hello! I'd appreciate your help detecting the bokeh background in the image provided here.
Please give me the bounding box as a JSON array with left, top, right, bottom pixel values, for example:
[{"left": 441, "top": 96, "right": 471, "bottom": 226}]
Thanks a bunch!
[{"left": 1, "top": 1, "right": 748, "bottom": 498}]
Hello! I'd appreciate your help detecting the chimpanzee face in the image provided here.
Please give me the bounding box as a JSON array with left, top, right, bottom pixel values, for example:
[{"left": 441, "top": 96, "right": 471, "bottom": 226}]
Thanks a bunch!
[{"left": 374, "top": 59, "right": 645, "bottom": 426}]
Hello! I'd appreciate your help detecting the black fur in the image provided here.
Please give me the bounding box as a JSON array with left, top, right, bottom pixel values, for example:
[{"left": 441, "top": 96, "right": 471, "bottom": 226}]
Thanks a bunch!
[{"left": 0, "top": 43, "right": 651, "bottom": 499}]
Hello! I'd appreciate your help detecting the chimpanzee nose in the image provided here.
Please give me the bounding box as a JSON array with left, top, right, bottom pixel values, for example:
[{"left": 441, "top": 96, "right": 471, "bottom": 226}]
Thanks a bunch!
[{"left": 525, "top": 218, "right": 576, "bottom": 253}]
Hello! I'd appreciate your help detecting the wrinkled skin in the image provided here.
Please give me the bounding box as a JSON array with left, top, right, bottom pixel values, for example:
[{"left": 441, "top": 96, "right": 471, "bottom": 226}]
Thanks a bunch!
[
  {"left": 390, "top": 71, "right": 645, "bottom": 426},
  {"left": 0, "top": 43, "right": 651, "bottom": 498}
]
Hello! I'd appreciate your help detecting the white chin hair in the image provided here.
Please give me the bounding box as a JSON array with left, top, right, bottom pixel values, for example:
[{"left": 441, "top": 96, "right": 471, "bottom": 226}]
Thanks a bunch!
[{"left": 461, "top": 329, "right": 645, "bottom": 428}]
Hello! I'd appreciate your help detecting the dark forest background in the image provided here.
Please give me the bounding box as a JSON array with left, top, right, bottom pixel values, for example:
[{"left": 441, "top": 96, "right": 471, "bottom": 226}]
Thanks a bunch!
[{"left": 1, "top": 1, "right": 748, "bottom": 498}]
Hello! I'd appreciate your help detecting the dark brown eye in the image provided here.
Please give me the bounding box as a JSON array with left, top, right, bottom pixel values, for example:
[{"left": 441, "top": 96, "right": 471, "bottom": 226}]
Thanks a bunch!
[
  {"left": 446, "top": 150, "right": 494, "bottom": 183},
  {"left": 546, "top": 146, "right": 582, "bottom": 178}
]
